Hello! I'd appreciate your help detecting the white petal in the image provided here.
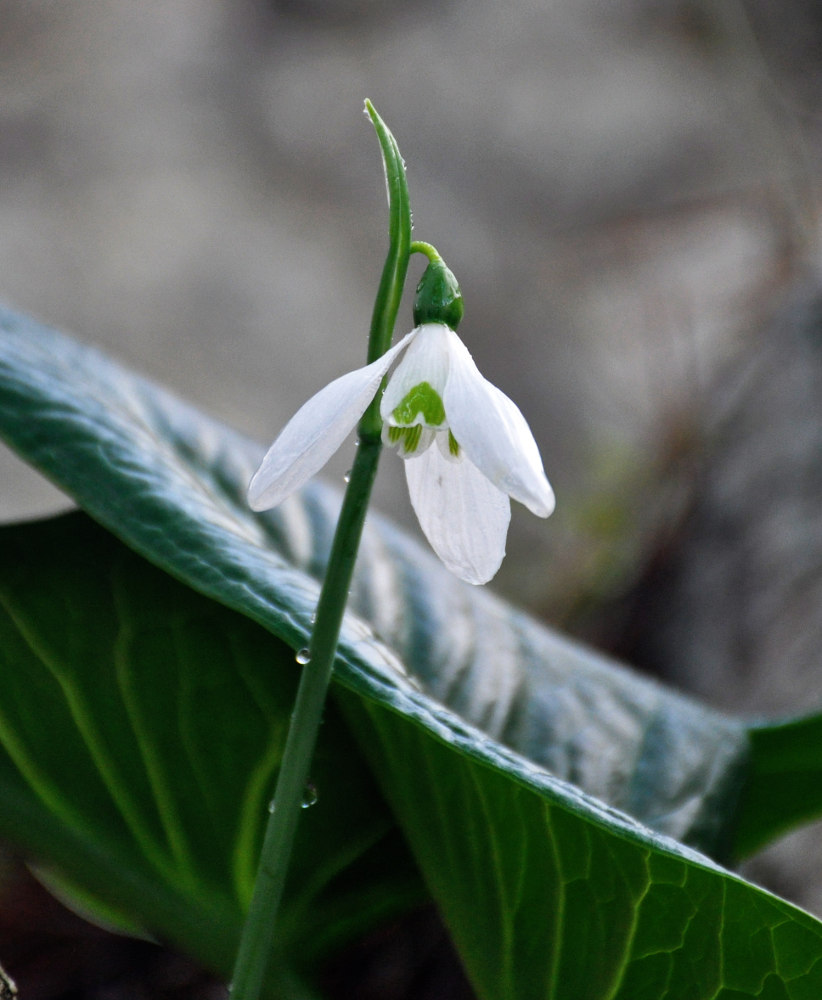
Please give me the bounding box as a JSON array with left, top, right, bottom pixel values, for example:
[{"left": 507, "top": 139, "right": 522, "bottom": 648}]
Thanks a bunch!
[
  {"left": 380, "top": 323, "right": 451, "bottom": 424},
  {"left": 248, "top": 331, "right": 416, "bottom": 510},
  {"left": 443, "top": 331, "right": 555, "bottom": 517},
  {"left": 404, "top": 444, "right": 511, "bottom": 585}
]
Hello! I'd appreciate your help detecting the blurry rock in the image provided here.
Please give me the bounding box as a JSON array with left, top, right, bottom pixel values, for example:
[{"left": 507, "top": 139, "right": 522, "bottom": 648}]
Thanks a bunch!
[{"left": 605, "top": 277, "right": 822, "bottom": 910}]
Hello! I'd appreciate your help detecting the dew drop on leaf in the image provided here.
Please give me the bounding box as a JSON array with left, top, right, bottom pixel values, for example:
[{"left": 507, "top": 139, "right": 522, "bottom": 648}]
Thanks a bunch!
[{"left": 302, "top": 783, "right": 318, "bottom": 809}]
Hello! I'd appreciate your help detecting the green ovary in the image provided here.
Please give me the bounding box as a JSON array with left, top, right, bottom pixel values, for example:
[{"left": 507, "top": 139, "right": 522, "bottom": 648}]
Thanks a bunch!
[{"left": 392, "top": 382, "right": 446, "bottom": 427}]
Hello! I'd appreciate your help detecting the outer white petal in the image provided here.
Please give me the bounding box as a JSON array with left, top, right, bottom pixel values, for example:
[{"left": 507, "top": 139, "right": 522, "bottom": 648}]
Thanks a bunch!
[
  {"left": 380, "top": 323, "right": 451, "bottom": 424},
  {"left": 443, "top": 331, "right": 555, "bottom": 517},
  {"left": 404, "top": 444, "right": 511, "bottom": 585},
  {"left": 248, "top": 331, "right": 416, "bottom": 510}
]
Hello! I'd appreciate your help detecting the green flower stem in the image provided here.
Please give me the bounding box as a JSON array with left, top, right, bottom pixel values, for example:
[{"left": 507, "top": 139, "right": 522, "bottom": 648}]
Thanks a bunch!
[
  {"left": 229, "top": 101, "right": 411, "bottom": 1000},
  {"left": 229, "top": 438, "right": 381, "bottom": 999},
  {"left": 410, "top": 240, "right": 441, "bottom": 263}
]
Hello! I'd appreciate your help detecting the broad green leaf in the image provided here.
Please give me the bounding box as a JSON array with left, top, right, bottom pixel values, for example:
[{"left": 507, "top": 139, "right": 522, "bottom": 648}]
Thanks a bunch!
[
  {"left": 2, "top": 307, "right": 822, "bottom": 997},
  {"left": 0, "top": 307, "right": 748, "bottom": 856},
  {"left": 346, "top": 694, "right": 822, "bottom": 1000},
  {"left": 0, "top": 512, "right": 422, "bottom": 989},
  {"left": 732, "top": 714, "right": 822, "bottom": 858}
]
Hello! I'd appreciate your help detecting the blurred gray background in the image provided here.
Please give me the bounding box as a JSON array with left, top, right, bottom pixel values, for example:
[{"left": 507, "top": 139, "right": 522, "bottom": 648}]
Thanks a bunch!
[{"left": 2, "top": 0, "right": 822, "bottom": 916}]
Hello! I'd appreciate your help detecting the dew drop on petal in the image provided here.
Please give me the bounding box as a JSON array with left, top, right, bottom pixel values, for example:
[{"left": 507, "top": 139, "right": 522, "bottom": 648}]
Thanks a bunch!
[
  {"left": 343, "top": 469, "right": 352, "bottom": 483},
  {"left": 296, "top": 648, "right": 311, "bottom": 665},
  {"left": 302, "top": 782, "right": 318, "bottom": 809}
]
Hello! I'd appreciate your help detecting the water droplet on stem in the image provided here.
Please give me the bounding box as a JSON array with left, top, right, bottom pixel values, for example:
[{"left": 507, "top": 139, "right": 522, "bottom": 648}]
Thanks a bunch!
[
  {"left": 302, "top": 783, "right": 318, "bottom": 809},
  {"left": 296, "top": 648, "right": 311, "bottom": 665}
]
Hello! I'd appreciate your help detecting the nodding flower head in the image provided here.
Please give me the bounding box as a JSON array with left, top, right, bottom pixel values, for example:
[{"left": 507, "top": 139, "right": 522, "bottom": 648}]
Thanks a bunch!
[{"left": 248, "top": 263, "right": 553, "bottom": 585}]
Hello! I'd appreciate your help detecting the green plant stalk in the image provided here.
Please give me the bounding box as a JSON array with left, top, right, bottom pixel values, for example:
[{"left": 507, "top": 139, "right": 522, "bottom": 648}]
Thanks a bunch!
[
  {"left": 409, "top": 240, "right": 440, "bottom": 263},
  {"left": 229, "top": 100, "right": 411, "bottom": 999}
]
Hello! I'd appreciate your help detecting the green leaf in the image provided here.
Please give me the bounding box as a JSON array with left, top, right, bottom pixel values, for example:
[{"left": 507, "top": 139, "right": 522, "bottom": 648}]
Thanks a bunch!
[
  {"left": 2, "top": 307, "right": 822, "bottom": 998},
  {"left": 732, "top": 714, "right": 822, "bottom": 858},
  {"left": 0, "top": 512, "right": 422, "bottom": 988},
  {"left": 0, "top": 306, "right": 748, "bottom": 856},
  {"left": 346, "top": 694, "right": 822, "bottom": 1000}
]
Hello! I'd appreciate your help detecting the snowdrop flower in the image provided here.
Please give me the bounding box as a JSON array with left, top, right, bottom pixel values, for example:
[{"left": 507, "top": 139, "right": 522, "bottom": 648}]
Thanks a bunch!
[{"left": 249, "top": 259, "right": 554, "bottom": 585}]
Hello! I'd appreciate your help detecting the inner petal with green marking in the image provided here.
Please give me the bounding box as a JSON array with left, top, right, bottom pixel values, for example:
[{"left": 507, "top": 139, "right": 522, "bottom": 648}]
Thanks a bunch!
[
  {"left": 392, "top": 382, "right": 446, "bottom": 428},
  {"left": 387, "top": 424, "right": 424, "bottom": 453}
]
